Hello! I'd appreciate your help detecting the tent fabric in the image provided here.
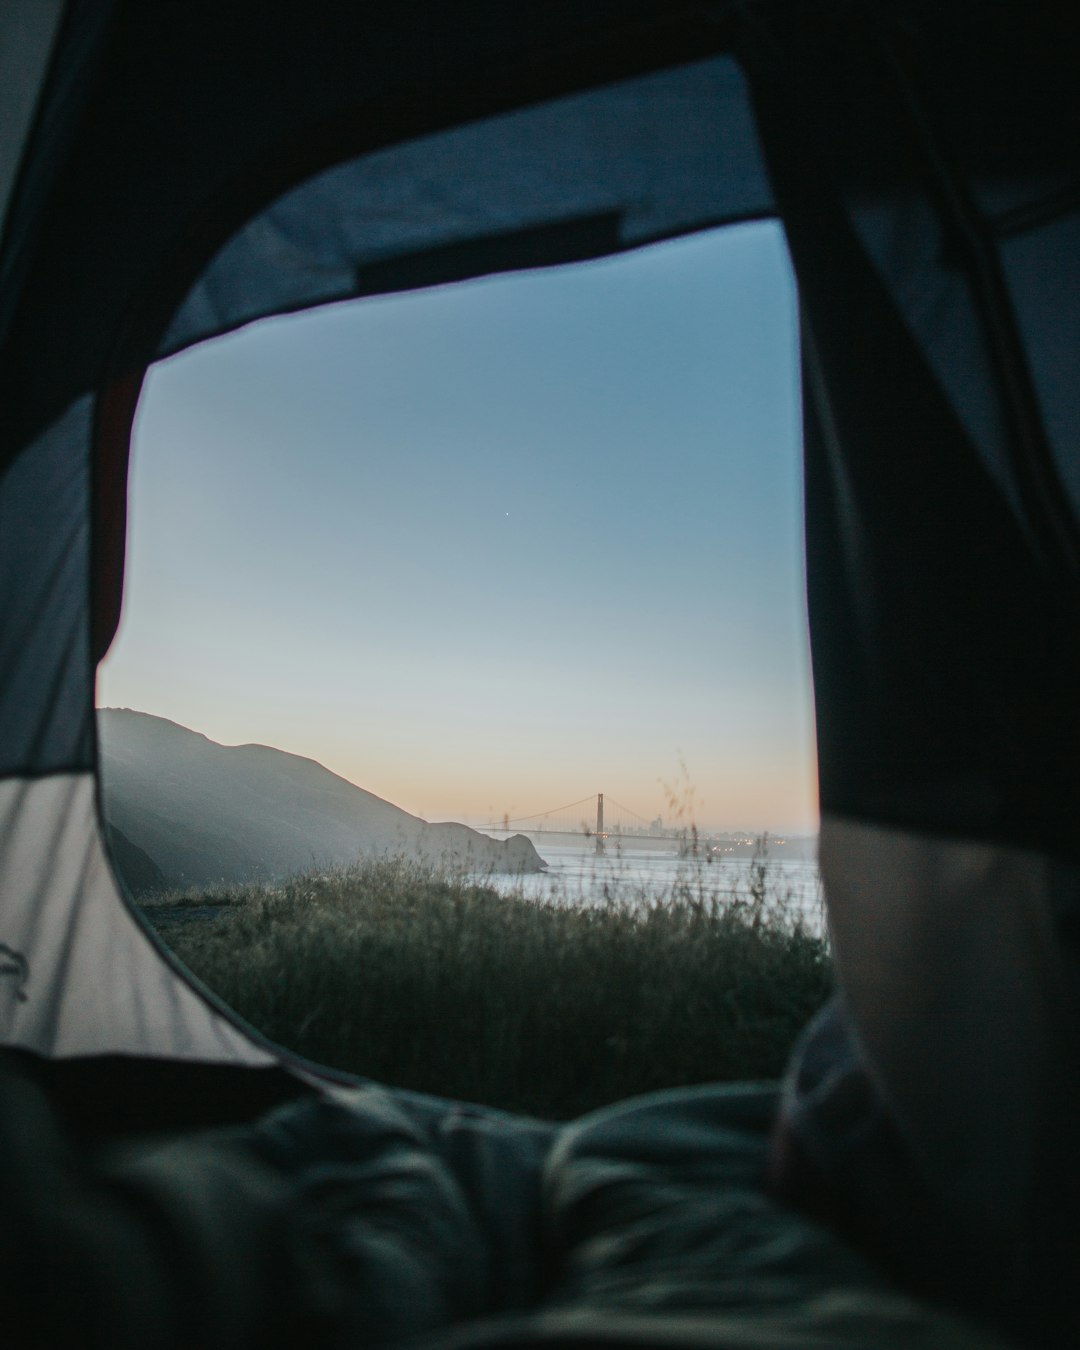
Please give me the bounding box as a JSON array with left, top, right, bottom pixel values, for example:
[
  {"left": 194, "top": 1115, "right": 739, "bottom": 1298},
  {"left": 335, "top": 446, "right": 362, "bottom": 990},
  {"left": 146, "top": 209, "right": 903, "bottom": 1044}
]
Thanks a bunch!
[
  {"left": 0, "top": 774, "right": 273, "bottom": 1061},
  {"left": 0, "top": 0, "right": 116, "bottom": 343},
  {"left": 1001, "top": 210, "right": 1080, "bottom": 520},
  {"left": 0, "top": 1062, "right": 1010, "bottom": 1349},
  {"left": 0, "top": 1, "right": 742, "bottom": 459},
  {"left": 0, "top": 0, "right": 66, "bottom": 249},
  {"left": 744, "top": 1, "right": 1080, "bottom": 575},
  {"left": 159, "top": 55, "right": 773, "bottom": 361},
  {"left": 742, "top": 0, "right": 1080, "bottom": 861},
  {"left": 0, "top": 396, "right": 94, "bottom": 778},
  {"left": 736, "top": 3, "right": 1080, "bottom": 1330}
]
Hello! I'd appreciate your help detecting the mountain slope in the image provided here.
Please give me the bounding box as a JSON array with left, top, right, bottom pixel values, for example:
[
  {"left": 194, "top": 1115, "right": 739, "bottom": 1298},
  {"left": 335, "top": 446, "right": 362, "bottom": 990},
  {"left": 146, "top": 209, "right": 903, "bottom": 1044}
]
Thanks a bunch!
[{"left": 97, "top": 709, "right": 543, "bottom": 892}]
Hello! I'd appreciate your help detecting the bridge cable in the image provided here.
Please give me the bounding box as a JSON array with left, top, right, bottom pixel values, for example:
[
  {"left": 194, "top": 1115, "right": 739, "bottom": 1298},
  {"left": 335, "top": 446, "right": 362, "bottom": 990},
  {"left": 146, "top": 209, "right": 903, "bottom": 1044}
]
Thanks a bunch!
[
  {"left": 606, "top": 797, "right": 658, "bottom": 827},
  {"left": 478, "top": 794, "right": 600, "bottom": 828}
]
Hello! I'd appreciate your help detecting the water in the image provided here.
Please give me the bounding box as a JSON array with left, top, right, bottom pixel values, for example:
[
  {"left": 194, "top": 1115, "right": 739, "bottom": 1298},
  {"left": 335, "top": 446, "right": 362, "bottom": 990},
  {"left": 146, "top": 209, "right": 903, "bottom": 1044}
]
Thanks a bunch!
[{"left": 476, "top": 836, "right": 825, "bottom": 934}]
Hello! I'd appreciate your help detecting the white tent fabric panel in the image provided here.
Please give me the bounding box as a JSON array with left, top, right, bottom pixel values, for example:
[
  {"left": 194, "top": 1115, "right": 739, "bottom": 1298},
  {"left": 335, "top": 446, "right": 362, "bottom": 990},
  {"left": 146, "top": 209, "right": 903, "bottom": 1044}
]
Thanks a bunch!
[
  {"left": 819, "top": 814, "right": 1080, "bottom": 1286},
  {"left": 0, "top": 772, "right": 272, "bottom": 1061}
]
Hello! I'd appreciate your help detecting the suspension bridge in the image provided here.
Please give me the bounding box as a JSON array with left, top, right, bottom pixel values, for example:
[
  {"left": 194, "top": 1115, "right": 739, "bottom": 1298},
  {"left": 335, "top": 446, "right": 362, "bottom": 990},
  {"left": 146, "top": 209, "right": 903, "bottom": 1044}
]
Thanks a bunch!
[{"left": 476, "top": 794, "right": 687, "bottom": 856}]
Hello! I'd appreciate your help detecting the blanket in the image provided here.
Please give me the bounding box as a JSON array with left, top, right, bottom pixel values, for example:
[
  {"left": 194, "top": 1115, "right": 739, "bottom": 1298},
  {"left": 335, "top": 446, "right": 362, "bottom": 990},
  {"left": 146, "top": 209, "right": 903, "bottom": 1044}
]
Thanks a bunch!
[{"left": 0, "top": 1056, "right": 1011, "bottom": 1349}]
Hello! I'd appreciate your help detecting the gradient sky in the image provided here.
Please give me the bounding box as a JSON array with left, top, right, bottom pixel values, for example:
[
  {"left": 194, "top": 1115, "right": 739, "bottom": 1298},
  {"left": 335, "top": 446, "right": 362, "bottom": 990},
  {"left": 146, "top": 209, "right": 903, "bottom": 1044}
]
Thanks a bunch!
[{"left": 97, "top": 220, "right": 818, "bottom": 834}]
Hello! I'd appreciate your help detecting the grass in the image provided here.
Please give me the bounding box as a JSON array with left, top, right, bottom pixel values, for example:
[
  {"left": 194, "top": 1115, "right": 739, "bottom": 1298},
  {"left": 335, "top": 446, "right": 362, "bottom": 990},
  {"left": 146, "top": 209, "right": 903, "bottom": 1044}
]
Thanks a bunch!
[{"left": 141, "top": 848, "right": 832, "bottom": 1120}]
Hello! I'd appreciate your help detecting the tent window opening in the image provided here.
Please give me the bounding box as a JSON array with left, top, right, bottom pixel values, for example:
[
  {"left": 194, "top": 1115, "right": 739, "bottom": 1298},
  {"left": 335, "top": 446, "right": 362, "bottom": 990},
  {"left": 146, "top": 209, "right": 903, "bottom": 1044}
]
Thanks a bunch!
[{"left": 96, "top": 220, "right": 826, "bottom": 1117}]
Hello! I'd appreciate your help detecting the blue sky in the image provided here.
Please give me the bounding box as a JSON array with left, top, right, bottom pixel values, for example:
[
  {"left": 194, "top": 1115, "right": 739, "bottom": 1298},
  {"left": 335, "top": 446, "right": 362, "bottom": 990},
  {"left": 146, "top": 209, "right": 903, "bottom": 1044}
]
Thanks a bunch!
[{"left": 97, "top": 220, "right": 818, "bottom": 833}]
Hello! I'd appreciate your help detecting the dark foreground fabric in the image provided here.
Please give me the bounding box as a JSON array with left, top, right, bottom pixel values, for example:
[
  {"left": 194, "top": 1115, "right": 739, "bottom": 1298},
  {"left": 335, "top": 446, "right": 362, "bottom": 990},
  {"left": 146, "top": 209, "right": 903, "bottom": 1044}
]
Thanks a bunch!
[{"left": 0, "top": 1054, "right": 1010, "bottom": 1350}]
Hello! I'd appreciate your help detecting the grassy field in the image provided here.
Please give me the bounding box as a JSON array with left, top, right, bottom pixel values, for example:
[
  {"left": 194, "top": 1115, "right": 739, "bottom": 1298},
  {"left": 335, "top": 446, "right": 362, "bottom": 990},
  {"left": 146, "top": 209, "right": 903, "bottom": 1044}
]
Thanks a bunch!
[{"left": 141, "top": 851, "right": 832, "bottom": 1119}]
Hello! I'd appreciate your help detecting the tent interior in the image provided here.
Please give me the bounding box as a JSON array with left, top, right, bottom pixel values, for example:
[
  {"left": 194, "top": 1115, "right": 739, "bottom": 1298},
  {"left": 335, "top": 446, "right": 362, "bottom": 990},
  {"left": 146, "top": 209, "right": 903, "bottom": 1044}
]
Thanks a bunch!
[{"left": 2, "top": 2, "right": 1079, "bottom": 1346}]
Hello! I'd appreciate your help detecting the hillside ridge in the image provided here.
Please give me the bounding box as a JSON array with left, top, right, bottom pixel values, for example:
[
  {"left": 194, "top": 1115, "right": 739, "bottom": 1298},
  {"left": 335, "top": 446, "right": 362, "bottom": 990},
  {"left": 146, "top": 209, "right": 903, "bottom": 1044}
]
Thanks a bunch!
[{"left": 97, "top": 709, "right": 543, "bottom": 893}]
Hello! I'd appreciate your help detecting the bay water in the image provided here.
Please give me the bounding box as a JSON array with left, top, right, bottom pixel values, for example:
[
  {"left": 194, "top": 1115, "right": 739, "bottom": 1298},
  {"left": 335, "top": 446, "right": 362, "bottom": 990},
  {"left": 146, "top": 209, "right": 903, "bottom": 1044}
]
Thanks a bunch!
[{"left": 476, "top": 835, "right": 825, "bottom": 935}]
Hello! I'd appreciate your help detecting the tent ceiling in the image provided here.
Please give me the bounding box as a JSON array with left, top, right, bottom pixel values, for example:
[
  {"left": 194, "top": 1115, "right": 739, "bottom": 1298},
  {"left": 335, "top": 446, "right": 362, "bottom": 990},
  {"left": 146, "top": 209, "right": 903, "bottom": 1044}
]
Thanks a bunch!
[{"left": 0, "top": 1, "right": 743, "bottom": 461}]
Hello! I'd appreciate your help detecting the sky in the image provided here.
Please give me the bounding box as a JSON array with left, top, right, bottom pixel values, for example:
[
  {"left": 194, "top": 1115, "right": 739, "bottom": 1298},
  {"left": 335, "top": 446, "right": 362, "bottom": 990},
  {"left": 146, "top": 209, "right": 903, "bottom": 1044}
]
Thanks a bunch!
[{"left": 97, "top": 220, "right": 818, "bottom": 834}]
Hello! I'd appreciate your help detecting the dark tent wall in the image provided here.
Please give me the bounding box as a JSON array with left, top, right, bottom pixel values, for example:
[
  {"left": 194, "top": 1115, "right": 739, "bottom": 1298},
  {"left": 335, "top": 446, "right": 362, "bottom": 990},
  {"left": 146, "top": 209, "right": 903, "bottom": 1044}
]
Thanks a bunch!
[
  {"left": 740, "top": 0, "right": 1080, "bottom": 1319},
  {"left": 747, "top": 1, "right": 1080, "bottom": 857},
  {"left": 0, "top": 1, "right": 65, "bottom": 247},
  {"left": 1, "top": 0, "right": 1080, "bottom": 1323}
]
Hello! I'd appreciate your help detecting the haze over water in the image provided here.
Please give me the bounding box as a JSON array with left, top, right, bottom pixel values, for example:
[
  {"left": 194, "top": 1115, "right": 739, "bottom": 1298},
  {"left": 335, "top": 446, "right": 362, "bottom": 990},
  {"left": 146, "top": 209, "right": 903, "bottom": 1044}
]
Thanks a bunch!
[{"left": 98, "top": 222, "right": 817, "bottom": 837}]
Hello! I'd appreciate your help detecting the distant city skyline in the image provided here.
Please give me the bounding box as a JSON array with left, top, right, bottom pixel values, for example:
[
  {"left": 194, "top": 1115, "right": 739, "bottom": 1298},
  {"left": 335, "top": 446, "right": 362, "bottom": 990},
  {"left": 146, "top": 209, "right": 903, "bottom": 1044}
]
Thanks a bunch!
[{"left": 97, "top": 221, "right": 818, "bottom": 834}]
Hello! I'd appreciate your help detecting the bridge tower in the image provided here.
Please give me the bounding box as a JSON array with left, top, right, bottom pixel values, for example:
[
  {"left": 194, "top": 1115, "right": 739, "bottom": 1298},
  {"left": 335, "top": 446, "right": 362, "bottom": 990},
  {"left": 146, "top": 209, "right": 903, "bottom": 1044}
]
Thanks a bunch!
[{"left": 596, "top": 792, "right": 604, "bottom": 855}]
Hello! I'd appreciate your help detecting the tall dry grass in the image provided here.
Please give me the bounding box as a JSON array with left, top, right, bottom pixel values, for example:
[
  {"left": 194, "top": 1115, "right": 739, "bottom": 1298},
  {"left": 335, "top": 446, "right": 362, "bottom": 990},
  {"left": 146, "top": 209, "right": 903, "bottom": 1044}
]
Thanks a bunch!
[{"left": 143, "top": 853, "right": 831, "bottom": 1119}]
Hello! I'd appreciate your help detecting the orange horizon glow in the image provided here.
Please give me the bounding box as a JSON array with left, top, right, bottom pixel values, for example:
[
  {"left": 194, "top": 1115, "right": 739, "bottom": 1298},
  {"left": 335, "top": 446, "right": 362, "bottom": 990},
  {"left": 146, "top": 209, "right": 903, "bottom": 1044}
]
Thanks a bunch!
[{"left": 95, "top": 690, "right": 820, "bottom": 837}]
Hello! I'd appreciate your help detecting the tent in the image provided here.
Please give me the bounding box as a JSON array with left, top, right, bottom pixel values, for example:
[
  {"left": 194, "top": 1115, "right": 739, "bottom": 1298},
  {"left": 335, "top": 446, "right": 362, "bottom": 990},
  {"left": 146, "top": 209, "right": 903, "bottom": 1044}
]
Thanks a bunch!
[{"left": 1, "top": 1, "right": 1078, "bottom": 1344}]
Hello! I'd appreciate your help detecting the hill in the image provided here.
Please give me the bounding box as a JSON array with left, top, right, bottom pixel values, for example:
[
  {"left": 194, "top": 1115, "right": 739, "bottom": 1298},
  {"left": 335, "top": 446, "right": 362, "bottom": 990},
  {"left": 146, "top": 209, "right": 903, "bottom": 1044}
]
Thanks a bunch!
[{"left": 97, "top": 709, "right": 543, "bottom": 894}]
